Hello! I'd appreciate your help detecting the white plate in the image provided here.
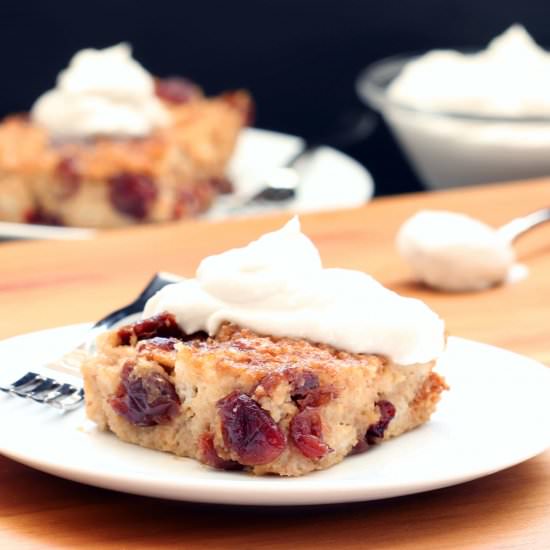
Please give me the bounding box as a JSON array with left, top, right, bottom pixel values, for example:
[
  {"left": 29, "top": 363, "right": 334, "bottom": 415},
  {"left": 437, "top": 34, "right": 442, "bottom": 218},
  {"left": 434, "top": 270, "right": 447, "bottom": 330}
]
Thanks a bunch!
[
  {"left": 211, "top": 127, "right": 374, "bottom": 218},
  {"left": 0, "top": 326, "right": 548, "bottom": 506},
  {"left": 0, "top": 128, "right": 374, "bottom": 240}
]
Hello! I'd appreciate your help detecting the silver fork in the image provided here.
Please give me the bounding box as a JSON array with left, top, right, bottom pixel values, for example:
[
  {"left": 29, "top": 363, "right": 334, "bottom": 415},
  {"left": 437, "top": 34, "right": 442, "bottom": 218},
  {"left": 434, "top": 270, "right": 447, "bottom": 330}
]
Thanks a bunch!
[{"left": 0, "top": 272, "right": 181, "bottom": 411}]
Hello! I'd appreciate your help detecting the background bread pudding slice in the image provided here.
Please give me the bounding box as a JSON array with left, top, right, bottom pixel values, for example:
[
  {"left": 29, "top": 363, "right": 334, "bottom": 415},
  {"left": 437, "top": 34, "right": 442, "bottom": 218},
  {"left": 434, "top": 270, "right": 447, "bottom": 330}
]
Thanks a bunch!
[
  {"left": 0, "top": 83, "right": 251, "bottom": 228},
  {"left": 82, "top": 312, "right": 447, "bottom": 477}
]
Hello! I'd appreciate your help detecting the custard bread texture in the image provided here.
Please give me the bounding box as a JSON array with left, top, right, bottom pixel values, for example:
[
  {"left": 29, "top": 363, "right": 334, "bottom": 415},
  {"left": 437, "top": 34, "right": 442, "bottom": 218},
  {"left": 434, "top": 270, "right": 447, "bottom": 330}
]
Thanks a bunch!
[
  {"left": 0, "top": 84, "right": 251, "bottom": 227},
  {"left": 82, "top": 312, "right": 447, "bottom": 477}
]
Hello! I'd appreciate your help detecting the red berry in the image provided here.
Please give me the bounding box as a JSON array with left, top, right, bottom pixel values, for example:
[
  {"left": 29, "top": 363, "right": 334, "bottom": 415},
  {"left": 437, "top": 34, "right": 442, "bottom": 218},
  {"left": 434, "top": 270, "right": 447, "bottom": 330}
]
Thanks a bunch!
[
  {"left": 366, "top": 400, "right": 396, "bottom": 443},
  {"left": 136, "top": 337, "right": 179, "bottom": 352},
  {"left": 55, "top": 157, "right": 81, "bottom": 199},
  {"left": 256, "top": 372, "right": 284, "bottom": 396},
  {"left": 108, "top": 172, "right": 157, "bottom": 219},
  {"left": 155, "top": 78, "right": 200, "bottom": 104},
  {"left": 172, "top": 188, "right": 201, "bottom": 220},
  {"left": 117, "top": 312, "right": 186, "bottom": 345},
  {"left": 209, "top": 177, "right": 233, "bottom": 195},
  {"left": 289, "top": 370, "right": 337, "bottom": 409},
  {"left": 348, "top": 438, "right": 369, "bottom": 456},
  {"left": 290, "top": 407, "right": 331, "bottom": 460},
  {"left": 217, "top": 391, "right": 286, "bottom": 466},
  {"left": 25, "top": 209, "right": 63, "bottom": 226},
  {"left": 110, "top": 363, "right": 180, "bottom": 427},
  {"left": 198, "top": 432, "right": 243, "bottom": 471}
]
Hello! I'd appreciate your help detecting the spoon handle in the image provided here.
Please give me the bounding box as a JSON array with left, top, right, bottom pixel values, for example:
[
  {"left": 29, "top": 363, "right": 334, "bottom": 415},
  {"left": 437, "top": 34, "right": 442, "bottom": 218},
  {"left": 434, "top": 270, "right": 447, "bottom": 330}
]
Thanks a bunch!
[{"left": 498, "top": 207, "right": 550, "bottom": 243}]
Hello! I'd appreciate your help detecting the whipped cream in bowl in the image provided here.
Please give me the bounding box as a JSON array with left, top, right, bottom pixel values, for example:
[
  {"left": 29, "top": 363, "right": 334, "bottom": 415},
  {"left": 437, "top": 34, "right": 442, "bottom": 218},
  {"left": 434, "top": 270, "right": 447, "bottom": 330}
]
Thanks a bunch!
[
  {"left": 357, "top": 25, "right": 550, "bottom": 188},
  {"left": 144, "top": 218, "right": 446, "bottom": 366},
  {"left": 31, "top": 44, "right": 169, "bottom": 139}
]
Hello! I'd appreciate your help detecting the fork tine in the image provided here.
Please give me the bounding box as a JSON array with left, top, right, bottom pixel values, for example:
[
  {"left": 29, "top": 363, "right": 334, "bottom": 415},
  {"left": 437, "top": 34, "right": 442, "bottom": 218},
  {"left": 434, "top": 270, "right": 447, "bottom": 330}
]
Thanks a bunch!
[
  {"left": 0, "top": 371, "right": 41, "bottom": 393},
  {"left": 41, "top": 382, "right": 75, "bottom": 404},
  {"left": 0, "top": 371, "right": 83, "bottom": 411},
  {"left": 11, "top": 371, "right": 41, "bottom": 388},
  {"left": 27, "top": 379, "right": 63, "bottom": 402},
  {"left": 23, "top": 378, "right": 60, "bottom": 399},
  {"left": 49, "top": 387, "right": 85, "bottom": 411}
]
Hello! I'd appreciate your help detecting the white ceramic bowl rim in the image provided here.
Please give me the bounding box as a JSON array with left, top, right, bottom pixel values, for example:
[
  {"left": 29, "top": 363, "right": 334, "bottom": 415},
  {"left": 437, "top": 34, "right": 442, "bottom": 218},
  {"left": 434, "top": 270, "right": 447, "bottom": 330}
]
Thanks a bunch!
[{"left": 356, "top": 52, "right": 550, "bottom": 124}]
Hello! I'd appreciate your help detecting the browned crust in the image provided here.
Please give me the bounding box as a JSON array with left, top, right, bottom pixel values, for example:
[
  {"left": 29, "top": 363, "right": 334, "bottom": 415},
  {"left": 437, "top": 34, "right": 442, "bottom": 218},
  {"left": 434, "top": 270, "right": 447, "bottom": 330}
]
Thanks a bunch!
[
  {"left": 0, "top": 92, "right": 250, "bottom": 180},
  {"left": 409, "top": 371, "right": 449, "bottom": 426},
  {"left": 0, "top": 116, "right": 55, "bottom": 174},
  {"left": 134, "top": 322, "right": 387, "bottom": 383}
]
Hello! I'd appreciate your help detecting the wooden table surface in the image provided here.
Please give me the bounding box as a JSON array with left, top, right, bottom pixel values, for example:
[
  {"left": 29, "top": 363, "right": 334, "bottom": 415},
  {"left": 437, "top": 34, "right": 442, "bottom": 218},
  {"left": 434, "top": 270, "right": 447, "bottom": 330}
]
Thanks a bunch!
[{"left": 0, "top": 179, "right": 549, "bottom": 549}]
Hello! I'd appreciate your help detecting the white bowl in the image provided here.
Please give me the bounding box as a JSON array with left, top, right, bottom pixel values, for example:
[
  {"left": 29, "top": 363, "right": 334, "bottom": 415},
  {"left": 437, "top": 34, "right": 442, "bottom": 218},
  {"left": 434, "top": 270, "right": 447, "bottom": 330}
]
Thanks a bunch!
[{"left": 357, "top": 54, "right": 550, "bottom": 189}]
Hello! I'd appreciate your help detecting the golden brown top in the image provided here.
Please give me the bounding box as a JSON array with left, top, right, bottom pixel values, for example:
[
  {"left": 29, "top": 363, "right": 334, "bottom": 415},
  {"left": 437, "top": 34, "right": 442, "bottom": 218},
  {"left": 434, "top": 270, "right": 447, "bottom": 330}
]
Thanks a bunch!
[
  {"left": 0, "top": 91, "right": 251, "bottom": 181},
  {"left": 103, "top": 314, "right": 388, "bottom": 387},
  {"left": 165, "top": 322, "right": 385, "bottom": 382},
  {"left": 0, "top": 116, "right": 56, "bottom": 174}
]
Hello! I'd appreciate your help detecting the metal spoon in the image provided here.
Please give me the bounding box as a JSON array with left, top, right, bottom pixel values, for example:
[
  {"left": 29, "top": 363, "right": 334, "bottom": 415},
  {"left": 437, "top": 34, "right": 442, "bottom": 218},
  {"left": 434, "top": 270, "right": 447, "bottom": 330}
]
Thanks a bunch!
[
  {"left": 247, "top": 108, "right": 376, "bottom": 204},
  {"left": 498, "top": 207, "right": 550, "bottom": 242}
]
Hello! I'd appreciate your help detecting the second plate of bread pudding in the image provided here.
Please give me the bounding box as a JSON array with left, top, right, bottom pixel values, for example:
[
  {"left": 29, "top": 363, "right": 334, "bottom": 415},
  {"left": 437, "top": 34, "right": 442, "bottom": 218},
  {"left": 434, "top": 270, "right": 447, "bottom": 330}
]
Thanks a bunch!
[{"left": 0, "top": 44, "right": 251, "bottom": 227}]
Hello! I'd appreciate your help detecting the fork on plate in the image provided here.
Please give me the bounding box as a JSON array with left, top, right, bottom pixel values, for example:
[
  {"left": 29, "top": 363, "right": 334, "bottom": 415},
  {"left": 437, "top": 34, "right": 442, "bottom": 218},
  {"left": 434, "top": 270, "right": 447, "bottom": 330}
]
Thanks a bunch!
[{"left": 0, "top": 272, "right": 181, "bottom": 411}]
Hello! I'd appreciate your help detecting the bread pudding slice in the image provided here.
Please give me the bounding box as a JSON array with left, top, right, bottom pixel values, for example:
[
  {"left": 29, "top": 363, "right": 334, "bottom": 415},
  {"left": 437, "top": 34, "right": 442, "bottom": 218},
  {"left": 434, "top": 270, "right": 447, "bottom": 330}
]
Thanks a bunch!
[
  {"left": 82, "top": 312, "right": 447, "bottom": 477},
  {"left": 0, "top": 84, "right": 251, "bottom": 227}
]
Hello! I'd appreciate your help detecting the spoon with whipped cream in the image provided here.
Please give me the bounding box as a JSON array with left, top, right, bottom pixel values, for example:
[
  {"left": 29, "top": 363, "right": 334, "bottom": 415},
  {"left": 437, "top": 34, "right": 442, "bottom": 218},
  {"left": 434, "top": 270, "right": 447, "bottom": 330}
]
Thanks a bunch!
[{"left": 397, "top": 208, "right": 550, "bottom": 291}]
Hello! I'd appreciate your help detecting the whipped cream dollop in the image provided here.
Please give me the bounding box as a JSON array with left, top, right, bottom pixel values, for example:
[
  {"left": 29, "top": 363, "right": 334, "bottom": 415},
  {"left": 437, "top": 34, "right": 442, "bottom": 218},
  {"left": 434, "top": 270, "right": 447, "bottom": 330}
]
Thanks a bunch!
[
  {"left": 397, "top": 210, "right": 516, "bottom": 291},
  {"left": 389, "top": 25, "right": 550, "bottom": 117},
  {"left": 144, "top": 218, "right": 445, "bottom": 365},
  {"left": 31, "top": 44, "right": 169, "bottom": 138}
]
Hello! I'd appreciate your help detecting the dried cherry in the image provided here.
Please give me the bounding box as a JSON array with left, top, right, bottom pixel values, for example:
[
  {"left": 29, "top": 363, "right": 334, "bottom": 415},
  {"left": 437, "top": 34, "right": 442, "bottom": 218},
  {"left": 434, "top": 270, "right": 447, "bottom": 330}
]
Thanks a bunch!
[
  {"left": 217, "top": 391, "right": 286, "bottom": 465},
  {"left": 289, "top": 370, "right": 336, "bottom": 409},
  {"left": 55, "top": 157, "right": 81, "bottom": 199},
  {"left": 290, "top": 407, "right": 331, "bottom": 460},
  {"left": 110, "top": 363, "right": 180, "bottom": 426},
  {"left": 198, "top": 432, "right": 243, "bottom": 471},
  {"left": 108, "top": 172, "right": 157, "bottom": 219},
  {"left": 155, "top": 77, "right": 200, "bottom": 104},
  {"left": 366, "top": 400, "right": 396, "bottom": 443},
  {"left": 117, "top": 312, "right": 186, "bottom": 345}
]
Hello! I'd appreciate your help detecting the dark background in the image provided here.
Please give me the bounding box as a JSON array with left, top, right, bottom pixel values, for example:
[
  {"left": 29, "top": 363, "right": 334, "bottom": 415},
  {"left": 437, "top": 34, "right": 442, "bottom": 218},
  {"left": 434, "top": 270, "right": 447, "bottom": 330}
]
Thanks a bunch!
[{"left": 1, "top": 1, "right": 548, "bottom": 196}]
